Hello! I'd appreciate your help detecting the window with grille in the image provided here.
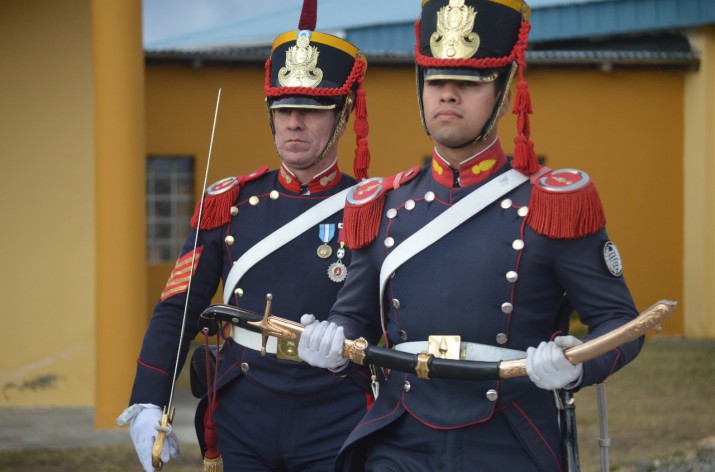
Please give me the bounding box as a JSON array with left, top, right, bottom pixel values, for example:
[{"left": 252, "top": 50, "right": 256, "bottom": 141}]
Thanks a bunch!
[{"left": 146, "top": 156, "right": 195, "bottom": 263}]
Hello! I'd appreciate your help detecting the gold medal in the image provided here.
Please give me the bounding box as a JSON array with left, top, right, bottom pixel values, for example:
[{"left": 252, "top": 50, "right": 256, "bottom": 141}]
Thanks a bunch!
[{"left": 317, "top": 243, "right": 332, "bottom": 259}]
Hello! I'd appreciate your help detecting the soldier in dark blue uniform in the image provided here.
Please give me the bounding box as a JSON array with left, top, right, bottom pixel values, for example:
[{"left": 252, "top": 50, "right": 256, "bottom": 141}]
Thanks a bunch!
[
  {"left": 117, "top": 2, "right": 376, "bottom": 470},
  {"left": 298, "top": 1, "right": 644, "bottom": 471}
]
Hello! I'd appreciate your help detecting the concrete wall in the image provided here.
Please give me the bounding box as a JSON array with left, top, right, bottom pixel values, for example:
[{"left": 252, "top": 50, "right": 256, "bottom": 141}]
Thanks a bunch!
[{"left": 684, "top": 26, "right": 715, "bottom": 339}]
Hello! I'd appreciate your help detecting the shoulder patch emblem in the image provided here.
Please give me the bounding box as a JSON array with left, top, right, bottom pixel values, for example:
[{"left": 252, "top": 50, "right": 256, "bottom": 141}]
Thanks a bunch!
[
  {"left": 207, "top": 176, "right": 239, "bottom": 196},
  {"left": 347, "top": 177, "right": 384, "bottom": 206},
  {"left": 536, "top": 168, "right": 591, "bottom": 193},
  {"left": 603, "top": 241, "right": 623, "bottom": 277}
]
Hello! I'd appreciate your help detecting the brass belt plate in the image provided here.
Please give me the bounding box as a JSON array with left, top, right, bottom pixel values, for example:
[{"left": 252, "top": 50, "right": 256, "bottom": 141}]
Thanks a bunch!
[
  {"left": 276, "top": 338, "right": 302, "bottom": 362},
  {"left": 428, "top": 335, "right": 461, "bottom": 360}
]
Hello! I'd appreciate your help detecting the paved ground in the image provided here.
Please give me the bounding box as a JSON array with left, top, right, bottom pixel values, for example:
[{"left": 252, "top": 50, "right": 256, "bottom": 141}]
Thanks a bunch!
[{"left": 0, "top": 388, "right": 199, "bottom": 451}]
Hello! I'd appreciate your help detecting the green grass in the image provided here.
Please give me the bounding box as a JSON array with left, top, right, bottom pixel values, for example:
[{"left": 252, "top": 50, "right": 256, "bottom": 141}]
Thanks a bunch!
[
  {"left": 574, "top": 339, "right": 715, "bottom": 472},
  {"left": 0, "top": 340, "right": 712, "bottom": 471}
]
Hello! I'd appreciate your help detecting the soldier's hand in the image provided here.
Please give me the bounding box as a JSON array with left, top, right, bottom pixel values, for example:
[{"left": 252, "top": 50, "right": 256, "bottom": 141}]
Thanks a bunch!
[
  {"left": 129, "top": 403, "right": 180, "bottom": 472},
  {"left": 298, "top": 314, "right": 348, "bottom": 371},
  {"left": 526, "top": 335, "right": 583, "bottom": 390}
]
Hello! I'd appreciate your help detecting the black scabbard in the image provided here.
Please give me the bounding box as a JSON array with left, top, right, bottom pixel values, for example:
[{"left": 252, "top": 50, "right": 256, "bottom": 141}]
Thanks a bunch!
[
  {"left": 361, "top": 345, "right": 502, "bottom": 381},
  {"left": 200, "top": 304, "right": 503, "bottom": 381}
]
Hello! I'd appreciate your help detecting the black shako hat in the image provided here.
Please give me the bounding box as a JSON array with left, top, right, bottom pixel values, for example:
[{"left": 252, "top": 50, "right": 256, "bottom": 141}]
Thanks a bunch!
[
  {"left": 264, "top": 0, "right": 370, "bottom": 180},
  {"left": 415, "top": 0, "right": 539, "bottom": 175}
]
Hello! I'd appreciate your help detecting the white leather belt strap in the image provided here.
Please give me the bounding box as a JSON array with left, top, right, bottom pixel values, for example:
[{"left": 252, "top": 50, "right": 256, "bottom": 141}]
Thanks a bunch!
[
  {"left": 378, "top": 170, "right": 528, "bottom": 330},
  {"left": 231, "top": 326, "right": 278, "bottom": 354},
  {"left": 394, "top": 341, "right": 525, "bottom": 362},
  {"left": 223, "top": 185, "right": 354, "bottom": 303}
]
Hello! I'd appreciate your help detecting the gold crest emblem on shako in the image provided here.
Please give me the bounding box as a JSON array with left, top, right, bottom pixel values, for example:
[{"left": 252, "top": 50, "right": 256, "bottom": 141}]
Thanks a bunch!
[
  {"left": 430, "top": 0, "right": 480, "bottom": 59},
  {"left": 279, "top": 31, "right": 324, "bottom": 87}
]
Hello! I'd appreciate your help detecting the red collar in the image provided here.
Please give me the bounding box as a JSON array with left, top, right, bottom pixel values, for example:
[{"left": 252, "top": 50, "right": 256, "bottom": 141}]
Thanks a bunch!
[
  {"left": 431, "top": 139, "right": 507, "bottom": 188},
  {"left": 278, "top": 160, "right": 342, "bottom": 194}
]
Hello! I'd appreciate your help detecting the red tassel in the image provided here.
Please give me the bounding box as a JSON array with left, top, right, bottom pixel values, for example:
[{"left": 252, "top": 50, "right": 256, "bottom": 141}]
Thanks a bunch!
[
  {"left": 298, "top": 0, "right": 317, "bottom": 31},
  {"left": 526, "top": 181, "right": 606, "bottom": 239},
  {"left": 202, "top": 408, "right": 223, "bottom": 471},
  {"left": 516, "top": 110, "right": 530, "bottom": 137},
  {"left": 353, "top": 79, "right": 370, "bottom": 180},
  {"left": 190, "top": 185, "right": 240, "bottom": 231},
  {"left": 343, "top": 194, "right": 385, "bottom": 249},
  {"left": 513, "top": 135, "right": 539, "bottom": 175},
  {"left": 510, "top": 27, "right": 539, "bottom": 176},
  {"left": 513, "top": 81, "right": 533, "bottom": 115}
]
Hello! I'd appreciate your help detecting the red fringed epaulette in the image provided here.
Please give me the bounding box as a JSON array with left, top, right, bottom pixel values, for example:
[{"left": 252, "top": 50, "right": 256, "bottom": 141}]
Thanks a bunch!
[
  {"left": 344, "top": 166, "right": 420, "bottom": 249},
  {"left": 190, "top": 166, "right": 269, "bottom": 230},
  {"left": 525, "top": 168, "right": 606, "bottom": 239}
]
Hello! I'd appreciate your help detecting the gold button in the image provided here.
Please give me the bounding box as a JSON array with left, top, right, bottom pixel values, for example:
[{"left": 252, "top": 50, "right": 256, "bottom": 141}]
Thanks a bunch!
[
  {"left": 269, "top": 190, "right": 279, "bottom": 200},
  {"left": 249, "top": 196, "right": 259, "bottom": 206},
  {"left": 225, "top": 235, "right": 235, "bottom": 245}
]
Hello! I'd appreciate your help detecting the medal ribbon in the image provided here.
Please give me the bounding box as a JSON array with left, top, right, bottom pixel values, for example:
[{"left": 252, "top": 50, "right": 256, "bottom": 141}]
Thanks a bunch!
[{"left": 319, "top": 223, "right": 335, "bottom": 244}]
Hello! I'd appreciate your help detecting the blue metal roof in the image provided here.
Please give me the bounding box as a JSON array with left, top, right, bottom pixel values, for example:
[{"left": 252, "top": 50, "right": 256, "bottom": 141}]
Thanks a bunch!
[
  {"left": 530, "top": 0, "right": 715, "bottom": 42},
  {"left": 145, "top": 0, "right": 715, "bottom": 61}
]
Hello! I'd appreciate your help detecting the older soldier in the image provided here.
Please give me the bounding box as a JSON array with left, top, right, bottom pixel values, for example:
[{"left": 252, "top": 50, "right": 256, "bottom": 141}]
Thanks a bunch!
[
  {"left": 298, "top": 0, "right": 643, "bottom": 470},
  {"left": 117, "top": 1, "right": 375, "bottom": 470}
]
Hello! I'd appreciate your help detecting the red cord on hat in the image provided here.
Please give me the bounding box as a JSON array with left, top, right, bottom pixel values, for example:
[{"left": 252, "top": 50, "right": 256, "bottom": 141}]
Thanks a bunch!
[
  {"left": 353, "top": 61, "right": 370, "bottom": 180},
  {"left": 511, "top": 19, "right": 539, "bottom": 175}
]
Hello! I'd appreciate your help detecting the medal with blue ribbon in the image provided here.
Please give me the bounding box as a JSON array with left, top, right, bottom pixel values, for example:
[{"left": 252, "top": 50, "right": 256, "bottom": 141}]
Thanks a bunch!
[{"left": 317, "top": 223, "right": 335, "bottom": 259}]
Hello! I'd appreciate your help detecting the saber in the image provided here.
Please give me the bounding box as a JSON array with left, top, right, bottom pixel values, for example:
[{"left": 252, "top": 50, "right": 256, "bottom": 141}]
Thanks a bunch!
[
  {"left": 152, "top": 88, "right": 222, "bottom": 470},
  {"left": 200, "top": 298, "right": 676, "bottom": 380}
]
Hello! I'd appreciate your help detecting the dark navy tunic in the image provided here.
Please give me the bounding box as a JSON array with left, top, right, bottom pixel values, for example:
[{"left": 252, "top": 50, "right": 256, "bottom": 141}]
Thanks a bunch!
[
  {"left": 129, "top": 163, "right": 373, "bottom": 470},
  {"left": 330, "top": 141, "right": 643, "bottom": 471}
]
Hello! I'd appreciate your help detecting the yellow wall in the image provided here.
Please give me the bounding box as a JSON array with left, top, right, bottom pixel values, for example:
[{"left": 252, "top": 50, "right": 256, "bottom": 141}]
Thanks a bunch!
[
  {"left": 0, "top": 1, "right": 96, "bottom": 406},
  {"left": 146, "top": 63, "right": 685, "bottom": 335},
  {"left": 526, "top": 69, "right": 685, "bottom": 334},
  {"left": 684, "top": 26, "right": 715, "bottom": 339}
]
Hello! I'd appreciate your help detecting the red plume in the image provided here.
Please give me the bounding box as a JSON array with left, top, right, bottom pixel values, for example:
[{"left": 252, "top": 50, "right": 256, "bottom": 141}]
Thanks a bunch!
[{"left": 298, "top": 0, "right": 317, "bottom": 31}]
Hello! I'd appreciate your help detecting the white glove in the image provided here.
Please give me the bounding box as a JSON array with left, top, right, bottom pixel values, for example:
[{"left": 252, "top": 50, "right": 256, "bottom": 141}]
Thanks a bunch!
[
  {"left": 526, "top": 335, "right": 583, "bottom": 390},
  {"left": 128, "top": 403, "right": 180, "bottom": 472},
  {"left": 298, "top": 314, "right": 348, "bottom": 370}
]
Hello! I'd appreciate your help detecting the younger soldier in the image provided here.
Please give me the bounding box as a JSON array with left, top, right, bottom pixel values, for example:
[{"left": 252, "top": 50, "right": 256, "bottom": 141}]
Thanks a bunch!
[{"left": 298, "top": 1, "right": 643, "bottom": 470}]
